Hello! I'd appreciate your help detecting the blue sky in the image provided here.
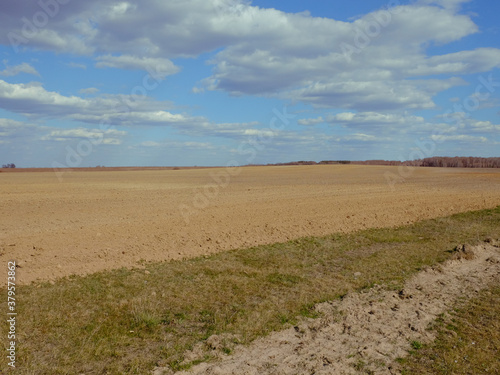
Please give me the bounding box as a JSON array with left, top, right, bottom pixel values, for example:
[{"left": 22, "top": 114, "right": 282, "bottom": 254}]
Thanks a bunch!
[{"left": 0, "top": 0, "right": 499, "bottom": 168}]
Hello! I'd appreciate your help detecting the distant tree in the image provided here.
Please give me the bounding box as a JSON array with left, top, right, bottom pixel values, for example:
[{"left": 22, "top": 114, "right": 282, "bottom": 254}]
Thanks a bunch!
[
  {"left": 352, "top": 157, "right": 500, "bottom": 168},
  {"left": 2, "top": 163, "right": 15, "bottom": 168}
]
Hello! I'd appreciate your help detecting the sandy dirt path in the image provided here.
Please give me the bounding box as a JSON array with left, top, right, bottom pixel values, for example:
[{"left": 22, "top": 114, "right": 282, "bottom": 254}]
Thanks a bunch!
[
  {"left": 1, "top": 165, "right": 500, "bottom": 284},
  {"left": 167, "top": 240, "right": 500, "bottom": 375}
]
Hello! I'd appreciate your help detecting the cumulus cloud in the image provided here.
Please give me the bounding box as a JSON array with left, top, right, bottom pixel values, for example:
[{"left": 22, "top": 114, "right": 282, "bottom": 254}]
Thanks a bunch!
[
  {"left": 41, "top": 127, "right": 127, "bottom": 144},
  {"left": 139, "top": 140, "right": 216, "bottom": 149},
  {"left": 0, "top": 0, "right": 499, "bottom": 162},
  {"left": 175, "top": 121, "right": 267, "bottom": 140},
  {"left": 0, "top": 80, "right": 274, "bottom": 144},
  {"left": 406, "top": 48, "right": 500, "bottom": 76},
  {"left": 0, "top": 79, "right": 182, "bottom": 123},
  {"left": 342, "top": 133, "right": 390, "bottom": 142},
  {"left": 0, "top": 118, "right": 41, "bottom": 140},
  {"left": 298, "top": 117, "right": 325, "bottom": 126},
  {"left": 0, "top": 62, "right": 39, "bottom": 77},
  {"left": 0, "top": 117, "right": 127, "bottom": 155},
  {"left": 286, "top": 78, "right": 465, "bottom": 111},
  {"left": 430, "top": 134, "right": 488, "bottom": 142},
  {"left": 0, "top": 118, "right": 66, "bottom": 149},
  {"left": 199, "top": 1, "right": 482, "bottom": 110},
  {"left": 0, "top": 0, "right": 497, "bottom": 112},
  {"left": 464, "top": 119, "right": 500, "bottom": 133},
  {"left": 416, "top": 0, "right": 473, "bottom": 12},
  {"left": 327, "top": 112, "right": 426, "bottom": 127},
  {"left": 0, "top": 0, "right": 261, "bottom": 57},
  {"left": 95, "top": 55, "right": 180, "bottom": 78}
]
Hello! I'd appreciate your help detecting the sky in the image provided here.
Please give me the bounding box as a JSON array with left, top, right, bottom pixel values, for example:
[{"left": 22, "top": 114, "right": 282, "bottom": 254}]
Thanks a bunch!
[{"left": 0, "top": 0, "right": 499, "bottom": 168}]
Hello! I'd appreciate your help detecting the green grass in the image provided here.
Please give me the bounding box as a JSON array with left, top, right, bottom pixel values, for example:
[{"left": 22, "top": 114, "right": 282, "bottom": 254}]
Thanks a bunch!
[
  {"left": 411, "top": 340, "right": 423, "bottom": 350},
  {"left": 2, "top": 206, "right": 500, "bottom": 374},
  {"left": 402, "top": 284, "right": 500, "bottom": 374}
]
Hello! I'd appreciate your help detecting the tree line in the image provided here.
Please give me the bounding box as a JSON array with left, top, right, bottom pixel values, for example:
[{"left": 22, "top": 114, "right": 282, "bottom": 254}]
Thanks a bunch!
[
  {"left": 354, "top": 157, "right": 500, "bottom": 168},
  {"left": 265, "top": 157, "right": 500, "bottom": 168}
]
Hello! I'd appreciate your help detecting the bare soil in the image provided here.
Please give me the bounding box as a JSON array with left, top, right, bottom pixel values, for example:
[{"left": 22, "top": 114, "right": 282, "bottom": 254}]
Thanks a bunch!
[
  {"left": 1, "top": 165, "right": 500, "bottom": 284},
  {"left": 167, "top": 240, "right": 500, "bottom": 375}
]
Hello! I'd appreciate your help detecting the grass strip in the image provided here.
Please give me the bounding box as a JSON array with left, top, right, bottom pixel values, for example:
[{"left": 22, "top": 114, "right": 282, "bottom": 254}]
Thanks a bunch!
[
  {"left": 401, "top": 284, "right": 500, "bottom": 374},
  {"left": 2, "top": 206, "right": 500, "bottom": 374}
]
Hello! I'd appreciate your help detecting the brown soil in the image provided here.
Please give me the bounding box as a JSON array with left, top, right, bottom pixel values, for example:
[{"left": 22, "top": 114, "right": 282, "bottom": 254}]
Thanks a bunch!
[
  {"left": 166, "top": 240, "right": 500, "bottom": 375},
  {"left": 1, "top": 165, "right": 499, "bottom": 284}
]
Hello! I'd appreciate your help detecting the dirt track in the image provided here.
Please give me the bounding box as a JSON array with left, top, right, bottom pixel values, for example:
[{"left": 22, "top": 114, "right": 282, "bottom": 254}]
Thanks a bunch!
[
  {"left": 169, "top": 241, "right": 500, "bottom": 375},
  {"left": 1, "top": 165, "right": 500, "bottom": 284}
]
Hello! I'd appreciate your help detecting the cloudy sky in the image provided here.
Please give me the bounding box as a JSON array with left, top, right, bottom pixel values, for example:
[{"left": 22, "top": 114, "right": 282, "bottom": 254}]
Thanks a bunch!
[{"left": 0, "top": 0, "right": 499, "bottom": 167}]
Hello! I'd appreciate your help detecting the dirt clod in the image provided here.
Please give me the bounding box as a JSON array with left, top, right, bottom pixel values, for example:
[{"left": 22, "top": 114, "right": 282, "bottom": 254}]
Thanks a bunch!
[{"left": 452, "top": 244, "right": 476, "bottom": 260}]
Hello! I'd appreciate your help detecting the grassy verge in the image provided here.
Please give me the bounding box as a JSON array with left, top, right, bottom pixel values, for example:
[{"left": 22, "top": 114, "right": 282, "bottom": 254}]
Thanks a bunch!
[
  {"left": 2, "top": 206, "right": 500, "bottom": 374},
  {"left": 401, "top": 284, "right": 500, "bottom": 374}
]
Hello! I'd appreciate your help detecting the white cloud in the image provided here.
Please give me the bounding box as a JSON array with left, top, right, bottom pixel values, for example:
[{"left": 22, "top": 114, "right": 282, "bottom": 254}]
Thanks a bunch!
[
  {"left": 0, "top": 118, "right": 74, "bottom": 149},
  {"left": 286, "top": 78, "right": 465, "bottom": 111},
  {"left": 0, "top": 0, "right": 499, "bottom": 163},
  {"left": 67, "top": 62, "right": 87, "bottom": 70},
  {"left": 340, "top": 133, "right": 392, "bottom": 142},
  {"left": 0, "top": 62, "right": 39, "bottom": 77},
  {"left": 297, "top": 117, "right": 324, "bottom": 126},
  {"left": 406, "top": 48, "right": 500, "bottom": 76},
  {"left": 327, "top": 111, "right": 426, "bottom": 127},
  {"left": 416, "top": 0, "right": 473, "bottom": 12},
  {"left": 139, "top": 140, "right": 216, "bottom": 149},
  {"left": 430, "top": 134, "right": 488, "bottom": 142},
  {"left": 466, "top": 119, "right": 500, "bottom": 132},
  {"left": 0, "top": 0, "right": 497, "bottom": 112},
  {"left": 70, "top": 110, "right": 204, "bottom": 129},
  {"left": 0, "top": 118, "right": 40, "bottom": 141},
  {"left": 333, "top": 113, "right": 356, "bottom": 122},
  {"left": 0, "top": 80, "right": 274, "bottom": 143},
  {"left": 0, "top": 118, "right": 127, "bottom": 147},
  {"left": 41, "top": 127, "right": 127, "bottom": 144},
  {"left": 299, "top": 112, "right": 429, "bottom": 133},
  {"left": 79, "top": 87, "right": 99, "bottom": 94},
  {"left": 0, "top": 79, "right": 186, "bottom": 125},
  {"left": 95, "top": 55, "right": 180, "bottom": 78},
  {"left": 199, "top": 2, "right": 481, "bottom": 110},
  {"left": 192, "top": 86, "right": 205, "bottom": 94}
]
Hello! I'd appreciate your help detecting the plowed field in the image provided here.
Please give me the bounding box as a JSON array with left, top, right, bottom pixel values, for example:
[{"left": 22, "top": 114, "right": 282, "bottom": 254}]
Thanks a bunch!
[{"left": 1, "top": 165, "right": 499, "bottom": 284}]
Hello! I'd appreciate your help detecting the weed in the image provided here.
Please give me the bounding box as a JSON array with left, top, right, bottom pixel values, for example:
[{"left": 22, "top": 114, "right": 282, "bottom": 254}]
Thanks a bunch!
[
  {"left": 353, "top": 359, "right": 366, "bottom": 370},
  {"left": 411, "top": 341, "right": 423, "bottom": 350}
]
